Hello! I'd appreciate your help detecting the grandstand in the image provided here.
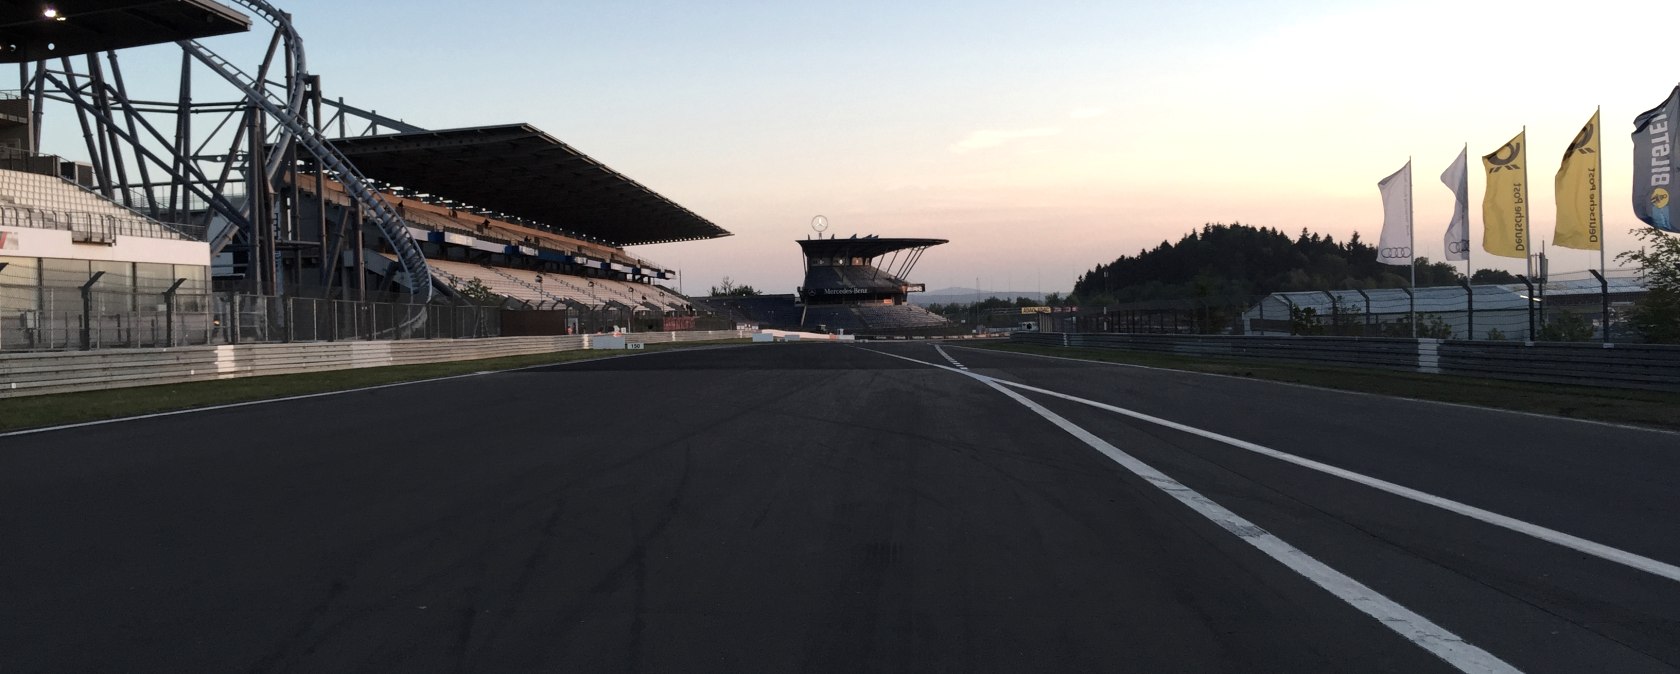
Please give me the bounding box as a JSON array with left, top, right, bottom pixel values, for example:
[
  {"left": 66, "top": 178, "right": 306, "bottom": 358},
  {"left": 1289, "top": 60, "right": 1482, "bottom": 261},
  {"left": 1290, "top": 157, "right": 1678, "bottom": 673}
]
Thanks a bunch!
[
  {"left": 282, "top": 123, "right": 719, "bottom": 318},
  {"left": 1, "top": 0, "right": 729, "bottom": 350},
  {"left": 416, "top": 257, "right": 689, "bottom": 313},
  {"left": 0, "top": 1, "right": 249, "bottom": 62},
  {"left": 0, "top": 166, "right": 213, "bottom": 349},
  {"left": 693, "top": 234, "right": 956, "bottom": 335},
  {"left": 318, "top": 172, "right": 698, "bottom": 318},
  {"left": 0, "top": 168, "right": 204, "bottom": 243}
]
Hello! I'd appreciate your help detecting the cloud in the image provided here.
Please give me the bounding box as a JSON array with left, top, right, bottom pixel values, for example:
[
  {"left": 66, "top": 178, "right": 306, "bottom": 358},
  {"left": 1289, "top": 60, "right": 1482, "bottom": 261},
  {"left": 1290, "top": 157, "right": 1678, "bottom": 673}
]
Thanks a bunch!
[
  {"left": 1069, "top": 106, "right": 1107, "bottom": 120},
  {"left": 950, "top": 127, "right": 1062, "bottom": 153}
]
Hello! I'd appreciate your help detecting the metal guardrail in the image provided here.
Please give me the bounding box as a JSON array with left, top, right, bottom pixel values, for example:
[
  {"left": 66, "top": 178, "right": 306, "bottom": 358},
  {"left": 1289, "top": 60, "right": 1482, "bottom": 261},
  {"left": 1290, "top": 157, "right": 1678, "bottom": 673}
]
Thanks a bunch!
[
  {"left": 1437, "top": 341, "right": 1680, "bottom": 391},
  {"left": 1011, "top": 332, "right": 1680, "bottom": 392}
]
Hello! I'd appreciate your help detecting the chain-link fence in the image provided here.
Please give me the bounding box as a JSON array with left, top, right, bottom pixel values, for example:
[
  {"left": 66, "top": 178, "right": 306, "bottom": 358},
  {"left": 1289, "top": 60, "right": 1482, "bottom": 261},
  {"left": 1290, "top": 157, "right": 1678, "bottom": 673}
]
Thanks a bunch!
[
  {"left": 1037, "top": 276, "right": 1640, "bottom": 342},
  {"left": 3, "top": 282, "right": 745, "bottom": 352},
  {"left": 0, "top": 283, "right": 211, "bottom": 350},
  {"left": 0, "top": 283, "right": 505, "bottom": 352},
  {"left": 223, "top": 294, "right": 502, "bottom": 344},
  {"left": 1056, "top": 299, "right": 1248, "bottom": 336}
]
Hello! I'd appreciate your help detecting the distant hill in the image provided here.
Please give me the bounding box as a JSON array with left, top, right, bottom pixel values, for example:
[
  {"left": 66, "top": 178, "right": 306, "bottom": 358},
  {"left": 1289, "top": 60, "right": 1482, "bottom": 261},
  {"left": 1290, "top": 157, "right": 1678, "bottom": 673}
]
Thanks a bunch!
[
  {"left": 911, "top": 288, "right": 1047, "bottom": 306},
  {"left": 1070, "top": 222, "right": 1472, "bottom": 304}
]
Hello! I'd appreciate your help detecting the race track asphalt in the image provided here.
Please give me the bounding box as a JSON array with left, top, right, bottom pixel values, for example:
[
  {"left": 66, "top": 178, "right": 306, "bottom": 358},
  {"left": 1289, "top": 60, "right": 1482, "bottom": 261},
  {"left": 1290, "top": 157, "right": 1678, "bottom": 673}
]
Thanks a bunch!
[{"left": 1, "top": 341, "right": 1676, "bottom": 673}]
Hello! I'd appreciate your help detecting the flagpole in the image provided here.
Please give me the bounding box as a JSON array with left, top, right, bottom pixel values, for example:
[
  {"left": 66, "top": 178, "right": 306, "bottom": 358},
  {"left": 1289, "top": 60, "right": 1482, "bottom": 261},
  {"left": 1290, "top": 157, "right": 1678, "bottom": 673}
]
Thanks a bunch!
[
  {"left": 1597, "top": 108, "right": 1606, "bottom": 276},
  {"left": 1464, "top": 142, "right": 1473, "bottom": 283},
  {"left": 1597, "top": 105, "right": 1609, "bottom": 342},
  {"left": 1409, "top": 156, "right": 1417, "bottom": 338},
  {"left": 1523, "top": 125, "right": 1533, "bottom": 278}
]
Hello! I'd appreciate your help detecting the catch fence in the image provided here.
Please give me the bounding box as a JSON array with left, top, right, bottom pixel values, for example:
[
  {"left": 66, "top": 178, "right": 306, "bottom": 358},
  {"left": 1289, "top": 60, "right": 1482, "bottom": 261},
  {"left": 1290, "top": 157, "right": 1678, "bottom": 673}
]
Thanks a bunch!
[
  {"left": 1058, "top": 275, "right": 1640, "bottom": 342},
  {"left": 0, "top": 283, "right": 500, "bottom": 351},
  {"left": 2, "top": 282, "right": 734, "bottom": 352}
]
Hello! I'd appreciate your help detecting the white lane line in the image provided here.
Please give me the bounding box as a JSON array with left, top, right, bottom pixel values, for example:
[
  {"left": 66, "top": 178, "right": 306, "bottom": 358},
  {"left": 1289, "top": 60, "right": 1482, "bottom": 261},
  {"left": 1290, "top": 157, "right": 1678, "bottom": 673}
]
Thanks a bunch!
[
  {"left": 994, "top": 377, "right": 1680, "bottom": 584},
  {"left": 946, "top": 344, "right": 1680, "bottom": 437},
  {"left": 932, "top": 344, "right": 967, "bottom": 370},
  {"left": 867, "top": 347, "right": 1680, "bottom": 585},
  {"left": 864, "top": 347, "right": 1518, "bottom": 673},
  {"left": 0, "top": 347, "right": 714, "bottom": 440}
]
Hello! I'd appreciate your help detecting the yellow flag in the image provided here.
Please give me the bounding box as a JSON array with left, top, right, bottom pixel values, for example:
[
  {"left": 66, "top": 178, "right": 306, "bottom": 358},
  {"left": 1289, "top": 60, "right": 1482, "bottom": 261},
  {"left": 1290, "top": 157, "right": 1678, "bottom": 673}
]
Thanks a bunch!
[
  {"left": 1481, "top": 131, "right": 1530, "bottom": 258},
  {"left": 1553, "top": 110, "right": 1602, "bottom": 250}
]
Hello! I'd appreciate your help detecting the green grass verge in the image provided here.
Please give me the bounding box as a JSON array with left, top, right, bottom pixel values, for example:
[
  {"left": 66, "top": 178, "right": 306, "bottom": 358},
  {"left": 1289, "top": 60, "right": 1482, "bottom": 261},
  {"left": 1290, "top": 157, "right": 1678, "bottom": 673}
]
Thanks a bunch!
[
  {"left": 0, "top": 339, "right": 749, "bottom": 433},
  {"left": 968, "top": 341, "right": 1680, "bottom": 431}
]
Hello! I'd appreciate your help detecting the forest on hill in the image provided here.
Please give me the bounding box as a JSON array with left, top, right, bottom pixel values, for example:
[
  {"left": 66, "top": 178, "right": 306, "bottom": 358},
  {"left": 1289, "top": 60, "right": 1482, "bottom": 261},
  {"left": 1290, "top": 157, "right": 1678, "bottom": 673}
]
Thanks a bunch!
[{"left": 1069, "top": 223, "right": 1517, "bottom": 305}]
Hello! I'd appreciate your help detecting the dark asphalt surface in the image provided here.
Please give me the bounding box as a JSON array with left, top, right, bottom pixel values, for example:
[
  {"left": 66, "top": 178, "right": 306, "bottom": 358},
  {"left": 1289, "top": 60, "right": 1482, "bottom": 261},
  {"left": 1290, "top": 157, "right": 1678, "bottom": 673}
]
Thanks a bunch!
[{"left": 1, "top": 342, "right": 1675, "bottom": 672}]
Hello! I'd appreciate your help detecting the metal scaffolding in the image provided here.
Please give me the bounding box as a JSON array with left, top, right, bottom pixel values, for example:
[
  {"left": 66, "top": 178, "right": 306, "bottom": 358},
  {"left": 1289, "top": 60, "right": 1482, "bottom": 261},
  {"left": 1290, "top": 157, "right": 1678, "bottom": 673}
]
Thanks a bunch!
[{"left": 15, "top": 0, "right": 432, "bottom": 304}]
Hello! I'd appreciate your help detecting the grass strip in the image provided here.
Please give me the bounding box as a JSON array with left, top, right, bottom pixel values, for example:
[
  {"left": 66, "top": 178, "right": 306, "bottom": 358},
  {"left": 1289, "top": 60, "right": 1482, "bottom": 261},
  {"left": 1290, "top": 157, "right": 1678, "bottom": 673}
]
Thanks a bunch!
[
  {"left": 0, "top": 339, "right": 748, "bottom": 433},
  {"left": 969, "top": 341, "right": 1680, "bottom": 431}
]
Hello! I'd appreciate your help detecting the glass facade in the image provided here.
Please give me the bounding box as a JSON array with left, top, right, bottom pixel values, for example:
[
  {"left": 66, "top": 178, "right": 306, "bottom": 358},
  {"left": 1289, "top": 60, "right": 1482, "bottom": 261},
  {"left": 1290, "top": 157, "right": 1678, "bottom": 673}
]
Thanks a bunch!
[
  {"left": 2, "top": 256, "right": 211, "bottom": 316},
  {"left": 5, "top": 257, "right": 208, "bottom": 292},
  {"left": 135, "top": 262, "right": 175, "bottom": 294}
]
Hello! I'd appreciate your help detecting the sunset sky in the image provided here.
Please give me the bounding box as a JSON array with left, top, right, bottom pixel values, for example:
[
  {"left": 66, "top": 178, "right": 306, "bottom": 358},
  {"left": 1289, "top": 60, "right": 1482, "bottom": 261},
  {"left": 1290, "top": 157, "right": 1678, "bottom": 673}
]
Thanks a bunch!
[{"left": 37, "top": 0, "right": 1680, "bottom": 295}]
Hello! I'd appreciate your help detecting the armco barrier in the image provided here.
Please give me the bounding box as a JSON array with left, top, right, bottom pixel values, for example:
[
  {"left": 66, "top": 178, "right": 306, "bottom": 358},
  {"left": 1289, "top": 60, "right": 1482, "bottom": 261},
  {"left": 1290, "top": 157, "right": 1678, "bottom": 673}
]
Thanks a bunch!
[
  {"left": 0, "top": 330, "right": 746, "bottom": 399},
  {"left": 1010, "top": 332, "right": 1680, "bottom": 392},
  {"left": 1437, "top": 340, "right": 1680, "bottom": 391}
]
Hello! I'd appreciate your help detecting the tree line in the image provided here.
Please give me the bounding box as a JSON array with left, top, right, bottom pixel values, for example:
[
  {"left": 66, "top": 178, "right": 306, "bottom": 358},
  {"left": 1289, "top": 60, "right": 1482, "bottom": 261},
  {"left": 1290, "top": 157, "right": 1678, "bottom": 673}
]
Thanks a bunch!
[{"left": 1069, "top": 223, "right": 1516, "bottom": 306}]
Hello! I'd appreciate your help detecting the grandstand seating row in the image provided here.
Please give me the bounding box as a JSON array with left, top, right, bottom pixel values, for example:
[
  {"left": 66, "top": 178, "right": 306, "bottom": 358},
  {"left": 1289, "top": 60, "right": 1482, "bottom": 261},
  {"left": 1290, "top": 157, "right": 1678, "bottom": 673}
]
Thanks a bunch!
[
  {"left": 0, "top": 169, "right": 190, "bottom": 241},
  {"left": 291, "top": 175, "right": 665, "bottom": 272},
  {"left": 853, "top": 304, "right": 948, "bottom": 329},
  {"left": 803, "top": 264, "right": 905, "bottom": 292},
  {"left": 418, "top": 256, "right": 690, "bottom": 311}
]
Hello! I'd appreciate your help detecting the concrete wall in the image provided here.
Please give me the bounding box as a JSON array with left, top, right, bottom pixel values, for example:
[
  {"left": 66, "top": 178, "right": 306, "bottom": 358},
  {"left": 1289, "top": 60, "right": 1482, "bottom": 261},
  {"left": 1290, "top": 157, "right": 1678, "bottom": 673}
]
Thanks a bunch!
[
  {"left": 0, "top": 329, "right": 746, "bottom": 398},
  {"left": 0, "top": 225, "right": 209, "bottom": 266}
]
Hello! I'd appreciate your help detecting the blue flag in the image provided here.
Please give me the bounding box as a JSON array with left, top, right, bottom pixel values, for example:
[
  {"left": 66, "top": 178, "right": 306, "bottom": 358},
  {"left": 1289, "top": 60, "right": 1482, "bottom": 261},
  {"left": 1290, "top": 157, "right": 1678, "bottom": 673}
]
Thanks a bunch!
[{"left": 1632, "top": 85, "right": 1679, "bottom": 233}]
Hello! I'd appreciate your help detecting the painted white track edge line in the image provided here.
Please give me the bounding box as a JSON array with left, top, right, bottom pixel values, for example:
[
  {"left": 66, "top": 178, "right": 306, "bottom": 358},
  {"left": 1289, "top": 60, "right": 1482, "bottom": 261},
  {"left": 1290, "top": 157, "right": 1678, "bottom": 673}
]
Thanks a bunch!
[
  {"left": 0, "top": 345, "right": 741, "bottom": 440},
  {"left": 860, "top": 346, "right": 1518, "bottom": 673},
  {"left": 978, "top": 376, "right": 1519, "bottom": 674},
  {"left": 945, "top": 344, "right": 1680, "bottom": 437},
  {"left": 932, "top": 344, "right": 967, "bottom": 370},
  {"left": 863, "top": 346, "right": 1680, "bottom": 585},
  {"left": 989, "top": 376, "right": 1680, "bottom": 585}
]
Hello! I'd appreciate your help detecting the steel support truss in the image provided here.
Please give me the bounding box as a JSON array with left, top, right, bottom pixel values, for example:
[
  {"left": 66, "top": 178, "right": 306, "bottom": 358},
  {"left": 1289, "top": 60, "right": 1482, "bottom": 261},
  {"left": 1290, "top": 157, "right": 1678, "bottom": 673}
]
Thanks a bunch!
[{"left": 18, "top": 0, "right": 431, "bottom": 305}]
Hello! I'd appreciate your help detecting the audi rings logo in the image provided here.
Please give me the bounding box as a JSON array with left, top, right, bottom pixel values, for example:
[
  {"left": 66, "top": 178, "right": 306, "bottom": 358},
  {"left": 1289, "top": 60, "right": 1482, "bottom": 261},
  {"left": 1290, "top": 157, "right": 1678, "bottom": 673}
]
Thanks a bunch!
[
  {"left": 1380, "top": 246, "right": 1412, "bottom": 259},
  {"left": 1446, "top": 240, "right": 1468, "bottom": 254}
]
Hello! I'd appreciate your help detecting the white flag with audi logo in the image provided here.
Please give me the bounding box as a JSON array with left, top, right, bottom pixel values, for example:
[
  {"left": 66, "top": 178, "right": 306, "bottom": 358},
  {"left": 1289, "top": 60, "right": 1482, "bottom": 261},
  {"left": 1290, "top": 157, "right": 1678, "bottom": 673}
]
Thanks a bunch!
[
  {"left": 1377, "top": 160, "right": 1414, "bottom": 266},
  {"left": 1441, "top": 148, "right": 1471, "bottom": 261}
]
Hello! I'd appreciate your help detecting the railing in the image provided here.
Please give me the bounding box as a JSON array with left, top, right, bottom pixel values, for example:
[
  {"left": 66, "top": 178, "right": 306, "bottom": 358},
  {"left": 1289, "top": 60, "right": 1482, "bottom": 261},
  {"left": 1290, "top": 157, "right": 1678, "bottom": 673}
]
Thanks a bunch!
[
  {"left": 0, "top": 205, "right": 208, "bottom": 242},
  {"left": 114, "top": 183, "right": 246, "bottom": 220},
  {"left": 1010, "top": 332, "right": 1680, "bottom": 392}
]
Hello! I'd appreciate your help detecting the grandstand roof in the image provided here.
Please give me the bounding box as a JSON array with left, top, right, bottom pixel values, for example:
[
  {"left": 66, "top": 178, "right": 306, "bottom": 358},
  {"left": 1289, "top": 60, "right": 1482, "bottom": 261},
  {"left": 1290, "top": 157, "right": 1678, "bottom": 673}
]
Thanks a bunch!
[
  {"left": 0, "top": 0, "right": 250, "bottom": 63},
  {"left": 327, "top": 124, "right": 730, "bottom": 246},
  {"left": 798, "top": 237, "right": 948, "bottom": 260}
]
